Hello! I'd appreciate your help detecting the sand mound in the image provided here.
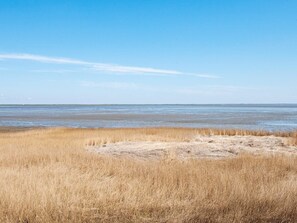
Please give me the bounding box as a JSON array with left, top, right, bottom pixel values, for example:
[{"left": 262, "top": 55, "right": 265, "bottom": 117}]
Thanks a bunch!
[{"left": 88, "top": 135, "right": 297, "bottom": 160}]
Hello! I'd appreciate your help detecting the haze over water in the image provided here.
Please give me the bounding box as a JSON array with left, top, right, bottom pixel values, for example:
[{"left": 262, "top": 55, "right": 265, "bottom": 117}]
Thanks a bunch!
[{"left": 1, "top": 104, "right": 297, "bottom": 131}]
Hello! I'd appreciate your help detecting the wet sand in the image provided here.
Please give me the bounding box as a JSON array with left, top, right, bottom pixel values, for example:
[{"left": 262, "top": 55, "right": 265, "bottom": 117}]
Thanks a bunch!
[{"left": 1, "top": 104, "right": 297, "bottom": 130}]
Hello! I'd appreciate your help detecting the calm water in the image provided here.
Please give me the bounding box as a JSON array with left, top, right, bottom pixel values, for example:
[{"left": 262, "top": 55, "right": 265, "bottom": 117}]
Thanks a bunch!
[{"left": 1, "top": 104, "right": 297, "bottom": 131}]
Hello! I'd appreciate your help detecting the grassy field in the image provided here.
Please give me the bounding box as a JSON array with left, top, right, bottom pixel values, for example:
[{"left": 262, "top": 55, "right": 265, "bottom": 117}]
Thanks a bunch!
[{"left": 0, "top": 128, "right": 297, "bottom": 222}]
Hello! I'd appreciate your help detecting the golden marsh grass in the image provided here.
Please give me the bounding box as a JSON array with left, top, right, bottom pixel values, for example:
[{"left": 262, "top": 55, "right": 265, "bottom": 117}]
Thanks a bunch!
[{"left": 0, "top": 128, "right": 297, "bottom": 222}]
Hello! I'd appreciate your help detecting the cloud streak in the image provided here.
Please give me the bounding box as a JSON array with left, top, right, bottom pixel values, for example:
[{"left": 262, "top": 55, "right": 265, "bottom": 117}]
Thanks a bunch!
[
  {"left": 81, "top": 81, "right": 252, "bottom": 94},
  {"left": 0, "top": 53, "right": 219, "bottom": 78},
  {"left": 81, "top": 81, "right": 140, "bottom": 90}
]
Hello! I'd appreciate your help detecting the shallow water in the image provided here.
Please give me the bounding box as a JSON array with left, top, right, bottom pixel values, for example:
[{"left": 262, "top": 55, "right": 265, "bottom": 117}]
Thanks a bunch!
[{"left": 0, "top": 104, "right": 297, "bottom": 131}]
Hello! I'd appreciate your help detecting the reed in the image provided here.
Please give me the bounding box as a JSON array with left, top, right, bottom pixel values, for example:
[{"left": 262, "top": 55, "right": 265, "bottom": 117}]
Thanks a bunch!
[{"left": 0, "top": 128, "right": 297, "bottom": 222}]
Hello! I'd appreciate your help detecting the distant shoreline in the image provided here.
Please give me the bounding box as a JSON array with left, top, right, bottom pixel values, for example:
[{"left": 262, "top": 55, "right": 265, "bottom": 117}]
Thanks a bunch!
[
  {"left": 0, "top": 126, "right": 45, "bottom": 133},
  {"left": 1, "top": 126, "right": 296, "bottom": 135},
  {"left": 1, "top": 103, "right": 297, "bottom": 106}
]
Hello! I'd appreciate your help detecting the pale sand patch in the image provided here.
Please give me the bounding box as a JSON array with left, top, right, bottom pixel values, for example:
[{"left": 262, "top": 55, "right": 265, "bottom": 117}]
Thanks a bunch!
[{"left": 88, "top": 135, "right": 297, "bottom": 159}]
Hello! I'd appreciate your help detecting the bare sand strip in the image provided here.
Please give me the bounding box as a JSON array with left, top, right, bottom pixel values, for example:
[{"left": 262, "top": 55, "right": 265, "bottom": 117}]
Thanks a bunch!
[{"left": 89, "top": 135, "right": 297, "bottom": 159}]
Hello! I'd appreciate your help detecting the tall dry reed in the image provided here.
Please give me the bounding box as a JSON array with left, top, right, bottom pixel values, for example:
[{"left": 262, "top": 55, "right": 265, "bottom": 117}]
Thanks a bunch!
[{"left": 0, "top": 128, "right": 296, "bottom": 223}]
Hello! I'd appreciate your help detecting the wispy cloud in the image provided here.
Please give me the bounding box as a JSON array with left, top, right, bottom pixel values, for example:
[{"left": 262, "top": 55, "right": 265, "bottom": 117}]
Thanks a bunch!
[
  {"left": 81, "top": 81, "right": 140, "bottom": 90},
  {"left": 0, "top": 53, "right": 219, "bottom": 78},
  {"left": 31, "top": 69, "right": 82, "bottom": 74},
  {"left": 0, "top": 54, "right": 88, "bottom": 65},
  {"left": 80, "top": 81, "right": 252, "bottom": 97}
]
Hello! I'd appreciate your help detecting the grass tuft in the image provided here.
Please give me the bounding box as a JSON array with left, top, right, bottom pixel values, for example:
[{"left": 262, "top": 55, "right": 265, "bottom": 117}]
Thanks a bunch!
[{"left": 0, "top": 127, "right": 297, "bottom": 222}]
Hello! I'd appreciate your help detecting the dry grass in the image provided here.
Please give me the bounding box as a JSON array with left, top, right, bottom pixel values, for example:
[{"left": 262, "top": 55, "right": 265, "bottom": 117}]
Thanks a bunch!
[
  {"left": 0, "top": 127, "right": 297, "bottom": 223},
  {"left": 288, "top": 132, "right": 297, "bottom": 146},
  {"left": 81, "top": 127, "right": 296, "bottom": 146}
]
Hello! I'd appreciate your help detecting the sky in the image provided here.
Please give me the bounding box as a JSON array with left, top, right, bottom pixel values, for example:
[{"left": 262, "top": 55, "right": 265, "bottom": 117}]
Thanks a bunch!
[{"left": 0, "top": 0, "right": 296, "bottom": 104}]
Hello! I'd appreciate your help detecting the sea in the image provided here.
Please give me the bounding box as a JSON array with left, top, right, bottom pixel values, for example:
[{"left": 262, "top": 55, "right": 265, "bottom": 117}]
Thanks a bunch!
[{"left": 1, "top": 104, "right": 297, "bottom": 131}]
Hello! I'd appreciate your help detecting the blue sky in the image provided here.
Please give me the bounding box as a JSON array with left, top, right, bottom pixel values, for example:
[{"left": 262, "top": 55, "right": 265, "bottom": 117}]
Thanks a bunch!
[{"left": 0, "top": 0, "right": 296, "bottom": 104}]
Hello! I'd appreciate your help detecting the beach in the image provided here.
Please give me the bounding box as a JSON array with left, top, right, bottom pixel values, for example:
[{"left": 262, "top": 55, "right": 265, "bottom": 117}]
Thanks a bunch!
[
  {"left": 2, "top": 0, "right": 297, "bottom": 222},
  {"left": 1, "top": 127, "right": 297, "bottom": 222}
]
